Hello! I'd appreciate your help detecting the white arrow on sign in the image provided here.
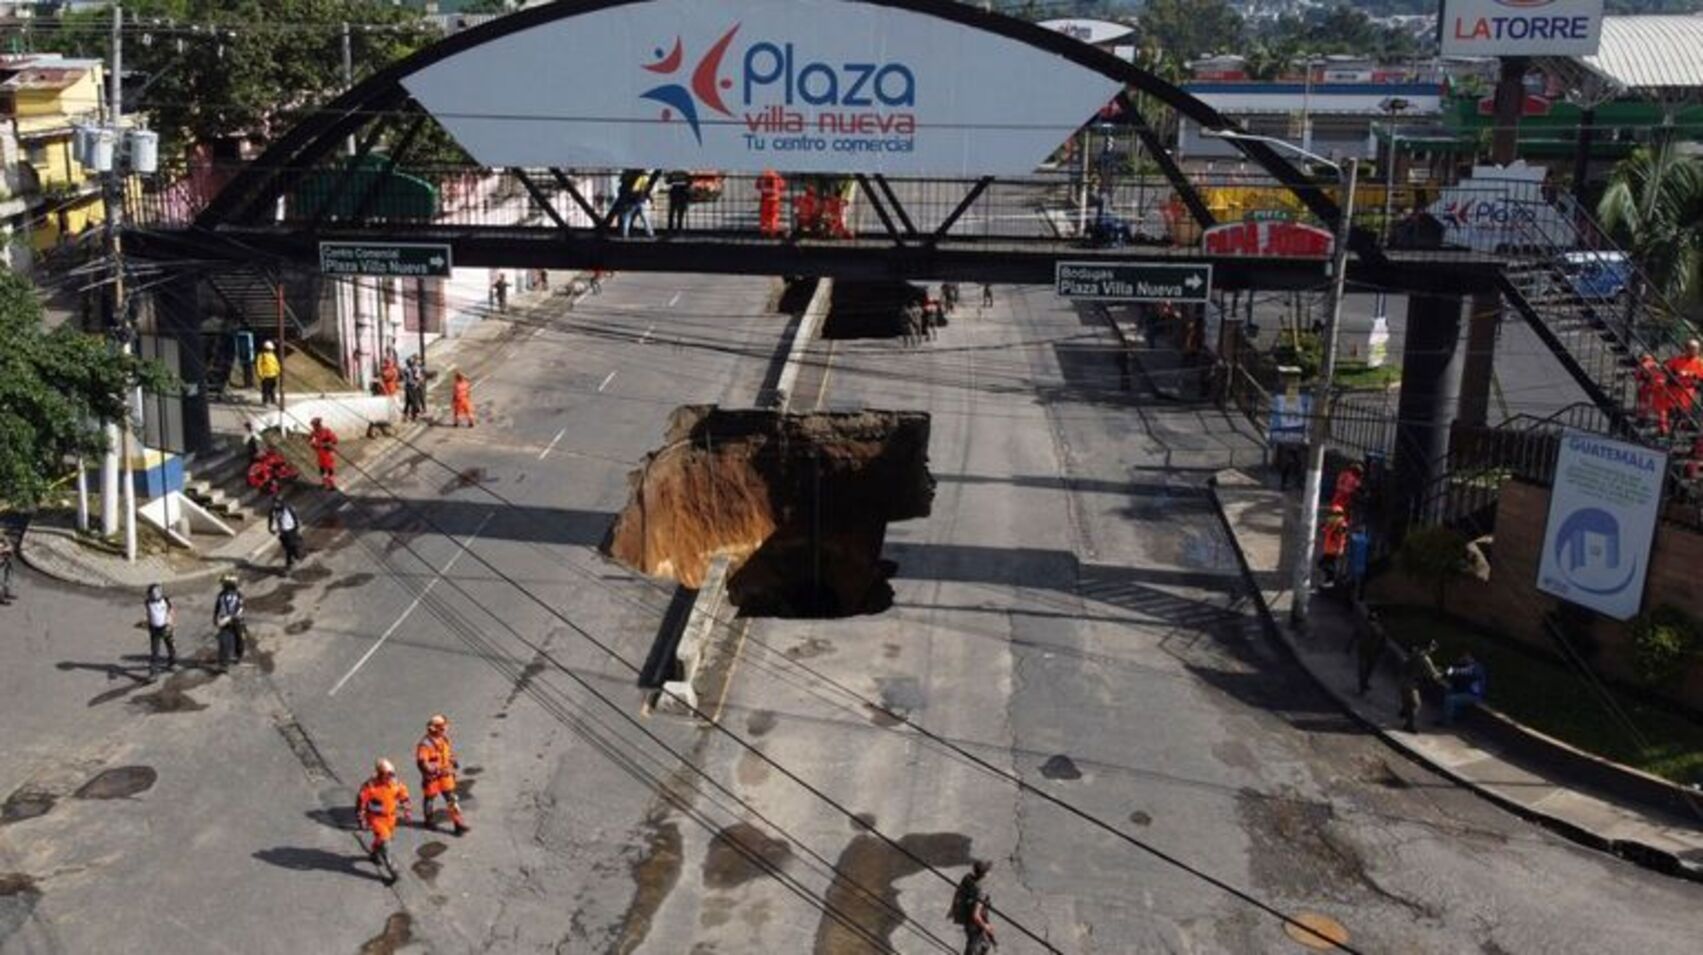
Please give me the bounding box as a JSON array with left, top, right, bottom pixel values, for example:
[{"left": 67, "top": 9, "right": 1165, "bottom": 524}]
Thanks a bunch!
[
  {"left": 428, "top": 256, "right": 445, "bottom": 268},
  {"left": 1184, "top": 274, "right": 1204, "bottom": 290}
]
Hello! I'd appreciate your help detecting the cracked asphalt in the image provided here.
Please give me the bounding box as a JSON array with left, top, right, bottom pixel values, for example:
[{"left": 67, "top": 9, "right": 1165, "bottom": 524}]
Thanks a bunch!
[{"left": 1, "top": 274, "right": 1699, "bottom": 954}]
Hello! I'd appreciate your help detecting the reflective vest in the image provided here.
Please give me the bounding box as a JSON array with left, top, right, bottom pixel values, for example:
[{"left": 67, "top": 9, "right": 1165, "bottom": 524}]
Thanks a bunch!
[
  {"left": 358, "top": 776, "right": 410, "bottom": 820},
  {"left": 416, "top": 734, "right": 454, "bottom": 779}
]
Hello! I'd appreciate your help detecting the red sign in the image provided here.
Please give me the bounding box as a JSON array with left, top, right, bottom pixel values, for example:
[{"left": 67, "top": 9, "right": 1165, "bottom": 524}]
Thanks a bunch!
[
  {"left": 1476, "top": 93, "right": 1551, "bottom": 117},
  {"left": 1202, "top": 220, "right": 1334, "bottom": 258}
]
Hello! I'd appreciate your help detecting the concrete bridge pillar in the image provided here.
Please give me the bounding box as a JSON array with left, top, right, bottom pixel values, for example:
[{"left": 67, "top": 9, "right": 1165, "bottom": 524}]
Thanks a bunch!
[{"left": 1394, "top": 293, "right": 1465, "bottom": 524}]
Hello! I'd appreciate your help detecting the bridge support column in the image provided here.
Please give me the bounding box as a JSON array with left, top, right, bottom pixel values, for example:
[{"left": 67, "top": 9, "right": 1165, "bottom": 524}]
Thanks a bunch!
[
  {"left": 1457, "top": 294, "right": 1500, "bottom": 427},
  {"left": 1394, "top": 293, "right": 1464, "bottom": 525},
  {"left": 157, "top": 275, "right": 214, "bottom": 455}
]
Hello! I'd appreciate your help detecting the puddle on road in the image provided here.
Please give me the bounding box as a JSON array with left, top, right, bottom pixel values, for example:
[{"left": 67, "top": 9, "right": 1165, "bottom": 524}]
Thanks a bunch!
[
  {"left": 745, "top": 710, "right": 777, "bottom": 738},
  {"left": 358, "top": 912, "right": 413, "bottom": 955},
  {"left": 783, "top": 637, "right": 835, "bottom": 660},
  {"left": 1129, "top": 810, "right": 1153, "bottom": 827},
  {"left": 73, "top": 766, "right": 156, "bottom": 800},
  {"left": 614, "top": 815, "right": 683, "bottom": 955},
  {"left": 812, "top": 832, "right": 972, "bottom": 955},
  {"left": 0, "top": 788, "right": 55, "bottom": 825},
  {"left": 412, "top": 841, "right": 448, "bottom": 882},
  {"left": 1040, "top": 754, "right": 1083, "bottom": 781},
  {"left": 285, "top": 620, "right": 313, "bottom": 635},
  {"left": 461, "top": 765, "right": 484, "bottom": 777},
  {"left": 702, "top": 823, "right": 793, "bottom": 889}
]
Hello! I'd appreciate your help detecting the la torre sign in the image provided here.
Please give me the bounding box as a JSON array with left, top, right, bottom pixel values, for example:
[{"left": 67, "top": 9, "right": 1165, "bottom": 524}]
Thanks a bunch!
[
  {"left": 1439, "top": 0, "right": 1604, "bottom": 57},
  {"left": 401, "top": 0, "right": 1123, "bottom": 176}
]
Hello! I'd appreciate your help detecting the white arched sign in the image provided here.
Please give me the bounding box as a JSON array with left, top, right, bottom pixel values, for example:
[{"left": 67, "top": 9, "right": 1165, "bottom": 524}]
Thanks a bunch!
[{"left": 402, "top": 0, "right": 1122, "bottom": 175}]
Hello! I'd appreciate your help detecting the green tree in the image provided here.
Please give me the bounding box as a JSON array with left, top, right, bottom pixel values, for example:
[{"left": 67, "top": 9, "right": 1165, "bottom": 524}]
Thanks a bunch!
[
  {"left": 40, "top": 0, "right": 436, "bottom": 155},
  {"left": 1597, "top": 146, "right": 1703, "bottom": 305},
  {"left": 1136, "top": 0, "right": 1243, "bottom": 62},
  {"left": 1398, "top": 526, "right": 1469, "bottom": 611},
  {"left": 0, "top": 269, "right": 173, "bottom": 510}
]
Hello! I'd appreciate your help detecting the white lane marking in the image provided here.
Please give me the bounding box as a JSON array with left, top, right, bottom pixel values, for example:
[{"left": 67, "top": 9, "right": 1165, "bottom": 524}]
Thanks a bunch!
[
  {"left": 667, "top": 292, "right": 681, "bottom": 308},
  {"left": 538, "top": 428, "right": 568, "bottom": 461},
  {"left": 597, "top": 370, "right": 617, "bottom": 393},
  {"left": 640, "top": 323, "right": 656, "bottom": 344},
  {"left": 328, "top": 514, "right": 495, "bottom": 697}
]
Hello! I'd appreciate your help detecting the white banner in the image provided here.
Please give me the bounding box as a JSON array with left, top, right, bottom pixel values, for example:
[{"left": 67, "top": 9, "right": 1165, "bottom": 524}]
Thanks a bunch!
[
  {"left": 402, "top": 0, "right": 1123, "bottom": 176},
  {"left": 1536, "top": 431, "right": 1666, "bottom": 621},
  {"left": 1439, "top": 0, "right": 1604, "bottom": 57}
]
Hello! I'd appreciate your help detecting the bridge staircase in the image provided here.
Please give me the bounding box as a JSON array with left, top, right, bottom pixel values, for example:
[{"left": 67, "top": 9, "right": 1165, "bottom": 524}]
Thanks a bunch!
[{"left": 1494, "top": 194, "right": 1703, "bottom": 491}]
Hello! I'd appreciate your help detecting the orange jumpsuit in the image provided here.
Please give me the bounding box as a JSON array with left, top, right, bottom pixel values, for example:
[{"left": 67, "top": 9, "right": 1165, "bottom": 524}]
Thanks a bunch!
[
  {"left": 1664, "top": 354, "right": 1703, "bottom": 420},
  {"left": 1322, "top": 518, "right": 1349, "bottom": 558},
  {"left": 309, "top": 425, "right": 339, "bottom": 489},
  {"left": 451, "top": 377, "right": 475, "bottom": 426},
  {"left": 379, "top": 359, "right": 401, "bottom": 397},
  {"left": 357, "top": 775, "right": 411, "bottom": 844},
  {"left": 1329, "top": 469, "right": 1362, "bottom": 515},
  {"left": 416, "top": 734, "right": 458, "bottom": 800},
  {"left": 757, "top": 170, "right": 785, "bottom": 237}
]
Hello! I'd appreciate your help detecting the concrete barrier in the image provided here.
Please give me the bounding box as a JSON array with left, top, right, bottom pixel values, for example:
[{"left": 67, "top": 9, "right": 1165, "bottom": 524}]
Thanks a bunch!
[{"left": 773, "top": 277, "right": 832, "bottom": 412}]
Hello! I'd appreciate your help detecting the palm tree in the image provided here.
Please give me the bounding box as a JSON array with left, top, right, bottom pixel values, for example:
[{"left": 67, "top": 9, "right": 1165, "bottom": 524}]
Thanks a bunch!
[{"left": 1598, "top": 145, "right": 1703, "bottom": 307}]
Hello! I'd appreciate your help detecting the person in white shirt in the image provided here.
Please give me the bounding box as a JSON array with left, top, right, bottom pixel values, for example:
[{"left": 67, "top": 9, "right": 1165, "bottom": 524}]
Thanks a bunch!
[
  {"left": 269, "top": 498, "right": 305, "bottom": 571},
  {"left": 143, "top": 584, "right": 176, "bottom": 679}
]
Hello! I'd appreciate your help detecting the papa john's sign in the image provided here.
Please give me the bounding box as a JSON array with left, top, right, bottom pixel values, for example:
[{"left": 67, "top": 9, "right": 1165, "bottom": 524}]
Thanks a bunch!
[
  {"left": 1440, "top": 0, "right": 1604, "bottom": 57},
  {"left": 401, "top": 0, "right": 1123, "bottom": 176},
  {"left": 1202, "top": 220, "right": 1334, "bottom": 259}
]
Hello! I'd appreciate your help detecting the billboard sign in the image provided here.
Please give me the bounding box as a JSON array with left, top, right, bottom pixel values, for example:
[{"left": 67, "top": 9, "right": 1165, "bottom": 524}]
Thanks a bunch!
[
  {"left": 402, "top": 0, "right": 1123, "bottom": 176},
  {"left": 1536, "top": 431, "right": 1667, "bottom": 621},
  {"left": 1439, "top": 0, "right": 1604, "bottom": 57},
  {"left": 1424, "top": 163, "right": 1579, "bottom": 253},
  {"left": 1202, "top": 220, "right": 1333, "bottom": 258}
]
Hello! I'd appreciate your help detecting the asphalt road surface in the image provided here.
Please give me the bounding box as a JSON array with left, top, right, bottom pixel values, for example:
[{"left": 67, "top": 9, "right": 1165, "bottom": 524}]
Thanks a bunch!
[{"left": 2, "top": 271, "right": 1698, "bottom": 954}]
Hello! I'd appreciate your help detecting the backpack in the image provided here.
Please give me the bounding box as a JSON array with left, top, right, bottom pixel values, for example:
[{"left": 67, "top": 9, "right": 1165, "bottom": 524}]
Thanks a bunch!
[{"left": 949, "top": 878, "right": 978, "bottom": 925}]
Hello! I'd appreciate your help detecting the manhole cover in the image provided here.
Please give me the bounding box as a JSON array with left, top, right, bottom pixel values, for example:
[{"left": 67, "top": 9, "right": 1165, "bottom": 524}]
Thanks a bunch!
[{"left": 1283, "top": 912, "right": 1349, "bottom": 950}]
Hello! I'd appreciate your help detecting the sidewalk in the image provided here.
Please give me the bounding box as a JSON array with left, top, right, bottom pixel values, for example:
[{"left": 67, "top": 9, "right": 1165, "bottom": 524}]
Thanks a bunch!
[
  {"left": 1211, "top": 467, "right": 1703, "bottom": 882},
  {"left": 21, "top": 280, "right": 580, "bottom": 591}
]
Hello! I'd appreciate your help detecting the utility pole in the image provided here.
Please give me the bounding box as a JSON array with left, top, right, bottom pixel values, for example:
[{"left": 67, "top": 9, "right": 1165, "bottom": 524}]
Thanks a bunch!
[
  {"left": 106, "top": 2, "right": 138, "bottom": 561},
  {"left": 1291, "top": 157, "right": 1359, "bottom": 629},
  {"left": 341, "top": 20, "right": 372, "bottom": 391}
]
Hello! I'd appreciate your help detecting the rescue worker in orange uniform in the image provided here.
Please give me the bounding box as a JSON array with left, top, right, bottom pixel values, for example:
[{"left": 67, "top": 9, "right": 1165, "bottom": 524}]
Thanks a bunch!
[
  {"left": 416, "top": 714, "right": 470, "bottom": 836},
  {"left": 756, "top": 169, "right": 785, "bottom": 237},
  {"left": 795, "top": 184, "right": 819, "bottom": 236},
  {"left": 308, "top": 417, "right": 339, "bottom": 490},
  {"left": 451, "top": 370, "right": 475, "bottom": 428},
  {"left": 1329, "top": 462, "right": 1364, "bottom": 518},
  {"left": 378, "top": 353, "right": 401, "bottom": 398},
  {"left": 1317, "top": 504, "right": 1349, "bottom": 591},
  {"left": 1663, "top": 339, "right": 1703, "bottom": 431},
  {"left": 357, "top": 758, "right": 412, "bottom": 884}
]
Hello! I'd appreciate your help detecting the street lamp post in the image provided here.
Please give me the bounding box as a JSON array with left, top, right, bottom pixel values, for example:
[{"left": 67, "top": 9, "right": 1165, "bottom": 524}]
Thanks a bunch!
[{"left": 1206, "top": 129, "right": 1359, "bottom": 629}]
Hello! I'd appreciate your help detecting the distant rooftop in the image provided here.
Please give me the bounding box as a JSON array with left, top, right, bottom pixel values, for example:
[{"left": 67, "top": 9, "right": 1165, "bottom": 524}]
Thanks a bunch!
[{"left": 1543, "top": 15, "right": 1703, "bottom": 98}]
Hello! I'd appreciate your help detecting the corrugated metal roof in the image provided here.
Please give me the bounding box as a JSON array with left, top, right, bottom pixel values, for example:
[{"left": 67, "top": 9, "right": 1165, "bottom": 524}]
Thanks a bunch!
[{"left": 1577, "top": 16, "right": 1703, "bottom": 94}]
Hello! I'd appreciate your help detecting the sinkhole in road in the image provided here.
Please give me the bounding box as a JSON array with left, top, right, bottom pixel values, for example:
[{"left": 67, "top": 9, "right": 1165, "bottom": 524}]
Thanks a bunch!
[
  {"left": 602, "top": 405, "right": 934, "bottom": 618},
  {"left": 821, "top": 280, "right": 932, "bottom": 340}
]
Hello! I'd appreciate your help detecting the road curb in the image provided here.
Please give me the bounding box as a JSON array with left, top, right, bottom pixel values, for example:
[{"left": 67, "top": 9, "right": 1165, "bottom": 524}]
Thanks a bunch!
[{"left": 1203, "top": 474, "right": 1703, "bottom": 885}]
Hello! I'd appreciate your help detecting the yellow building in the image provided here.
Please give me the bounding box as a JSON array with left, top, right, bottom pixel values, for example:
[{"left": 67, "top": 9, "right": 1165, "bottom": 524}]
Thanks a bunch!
[{"left": 0, "top": 54, "right": 108, "bottom": 256}]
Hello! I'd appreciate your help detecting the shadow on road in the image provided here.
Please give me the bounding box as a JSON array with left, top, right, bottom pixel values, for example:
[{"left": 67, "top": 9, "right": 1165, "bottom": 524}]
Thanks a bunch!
[{"left": 253, "top": 846, "right": 388, "bottom": 883}]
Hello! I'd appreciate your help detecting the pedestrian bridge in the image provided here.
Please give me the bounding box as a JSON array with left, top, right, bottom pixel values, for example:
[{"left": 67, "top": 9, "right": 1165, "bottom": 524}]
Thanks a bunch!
[{"left": 114, "top": 0, "right": 1510, "bottom": 296}]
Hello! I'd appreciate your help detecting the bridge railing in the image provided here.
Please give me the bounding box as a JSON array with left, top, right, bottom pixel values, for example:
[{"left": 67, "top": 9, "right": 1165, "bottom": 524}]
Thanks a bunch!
[{"left": 124, "top": 162, "right": 1544, "bottom": 260}]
